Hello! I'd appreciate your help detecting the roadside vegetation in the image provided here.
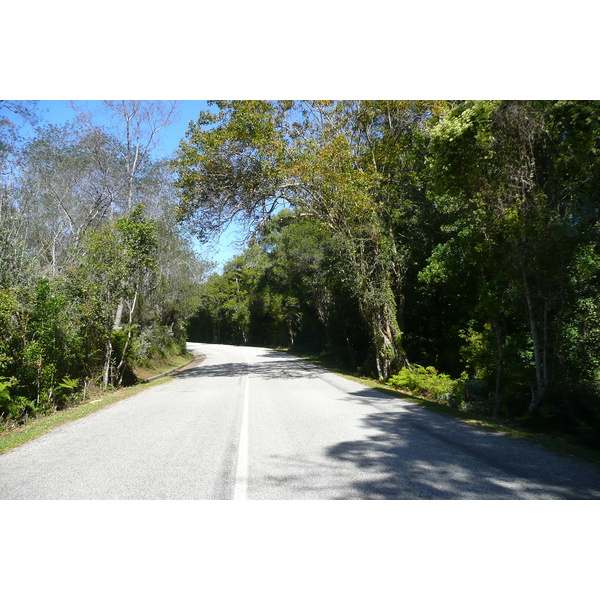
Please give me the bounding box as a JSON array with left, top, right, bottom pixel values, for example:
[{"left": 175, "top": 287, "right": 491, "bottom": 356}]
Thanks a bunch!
[
  {"left": 179, "top": 101, "right": 600, "bottom": 454},
  {"left": 0, "top": 101, "right": 210, "bottom": 429}
]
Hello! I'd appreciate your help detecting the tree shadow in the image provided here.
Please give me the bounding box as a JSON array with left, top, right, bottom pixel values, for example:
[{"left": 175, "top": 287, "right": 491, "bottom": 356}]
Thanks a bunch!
[
  {"left": 326, "top": 391, "right": 600, "bottom": 499},
  {"left": 177, "top": 348, "right": 600, "bottom": 498},
  {"left": 174, "top": 354, "right": 322, "bottom": 381}
]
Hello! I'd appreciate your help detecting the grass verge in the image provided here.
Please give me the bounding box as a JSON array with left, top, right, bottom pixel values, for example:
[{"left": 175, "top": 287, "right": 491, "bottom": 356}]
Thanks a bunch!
[
  {"left": 134, "top": 352, "right": 194, "bottom": 381},
  {"left": 0, "top": 352, "right": 194, "bottom": 455},
  {"left": 287, "top": 348, "right": 600, "bottom": 468}
]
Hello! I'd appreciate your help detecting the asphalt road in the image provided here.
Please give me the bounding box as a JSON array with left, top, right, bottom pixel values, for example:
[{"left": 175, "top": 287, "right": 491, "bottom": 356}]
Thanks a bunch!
[{"left": 1, "top": 342, "right": 600, "bottom": 499}]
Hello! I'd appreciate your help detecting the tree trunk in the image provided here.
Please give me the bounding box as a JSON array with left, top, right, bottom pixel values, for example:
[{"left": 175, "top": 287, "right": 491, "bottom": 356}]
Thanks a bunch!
[
  {"left": 103, "top": 299, "right": 125, "bottom": 389},
  {"left": 493, "top": 326, "right": 505, "bottom": 419},
  {"left": 523, "top": 273, "right": 547, "bottom": 412},
  {"left": 113, "top": 299, "right": 124, "bottom": 331},
  {"left": 102, "top": 338, "right": 112, "bottom": 389},
  {"left": 367, "top": 300, "right": 405, "bottom": 381},
  {"left": 116, "top": 291, "right": 138, "bottom": 386}
]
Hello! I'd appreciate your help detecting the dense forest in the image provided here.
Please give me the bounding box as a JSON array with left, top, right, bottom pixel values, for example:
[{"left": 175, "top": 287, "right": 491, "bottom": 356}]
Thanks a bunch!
[
  {"left": 178, "top": 101, "right": 600, "bottom": 446},
  {"left": 2, "top": 100, "right": 599, "bottom": 449},
  {"left": 0, "top": 101, "right": 210, "bottom": 424}
]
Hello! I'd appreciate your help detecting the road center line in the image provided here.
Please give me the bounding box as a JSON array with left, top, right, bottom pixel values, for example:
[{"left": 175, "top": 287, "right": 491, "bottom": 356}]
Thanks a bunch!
[{"left": 233, "top": 375, "right": 250, "bottom": 500}]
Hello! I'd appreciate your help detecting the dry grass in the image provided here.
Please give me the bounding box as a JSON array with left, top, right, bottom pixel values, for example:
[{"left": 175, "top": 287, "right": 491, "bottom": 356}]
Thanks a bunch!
[{"left": 134, "top": 352, "right": 194, "bottom": 380}]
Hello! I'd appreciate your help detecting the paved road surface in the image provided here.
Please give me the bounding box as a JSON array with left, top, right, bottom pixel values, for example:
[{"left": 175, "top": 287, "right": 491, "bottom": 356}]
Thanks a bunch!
[{"left": 1, "top": 343, "right": 600, "bottom": 499}]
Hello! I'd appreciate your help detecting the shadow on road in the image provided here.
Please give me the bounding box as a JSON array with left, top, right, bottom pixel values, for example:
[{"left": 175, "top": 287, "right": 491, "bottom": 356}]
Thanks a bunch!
[
  {"left": 326, "top": 391, "right": 600, "bottom": 499},
  {"left": 178, "top": 348, "right": 600, "bottom": 499},
  {"left": 174, "top": 355, "right": 323, "bottom": 381}
]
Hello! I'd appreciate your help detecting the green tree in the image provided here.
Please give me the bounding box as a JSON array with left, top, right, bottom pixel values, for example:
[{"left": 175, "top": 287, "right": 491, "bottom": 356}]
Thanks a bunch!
[
  {"left": 427, "top": 100, "right": 600, "bottom": 412},
  {"left": 76, "top": 205, "right": 158, "bottom": 388},
  {"left": 175, "top": 101, "right": 441, "bottom": 378}
]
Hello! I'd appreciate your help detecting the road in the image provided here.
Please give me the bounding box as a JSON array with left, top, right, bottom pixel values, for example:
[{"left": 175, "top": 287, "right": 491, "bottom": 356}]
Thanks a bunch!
[{"left": 1, "top": 342, "right": 600, "bottom": 499}]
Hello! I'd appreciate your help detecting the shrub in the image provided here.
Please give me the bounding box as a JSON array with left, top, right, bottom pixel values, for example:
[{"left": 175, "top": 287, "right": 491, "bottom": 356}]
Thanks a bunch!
[
  {"left": 387, "top": 364, "right": 461, "bottom": 403},
  {"left": 0, "top": 376, "right": 36, "bottom": 422},
  {"left": 55, "top": 376, "right": 81, "bottom": 409},
  {"left": 0, "top": 376, "right": 15, "bottom": 419}
]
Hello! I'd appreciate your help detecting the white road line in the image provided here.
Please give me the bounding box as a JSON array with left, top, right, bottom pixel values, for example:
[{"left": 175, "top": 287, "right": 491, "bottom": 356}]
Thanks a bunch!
[{"left": 233, "top": 375, "right": 249, "bottom": 500}]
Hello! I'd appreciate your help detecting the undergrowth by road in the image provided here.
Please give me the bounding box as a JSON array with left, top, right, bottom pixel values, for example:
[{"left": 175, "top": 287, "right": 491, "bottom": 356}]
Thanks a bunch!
[{"left": 0, "top": 352, "right": 195, "bottom": 455}]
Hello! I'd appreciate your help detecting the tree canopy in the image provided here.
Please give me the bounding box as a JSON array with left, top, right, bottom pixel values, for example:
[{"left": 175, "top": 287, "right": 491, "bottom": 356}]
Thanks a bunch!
[{"left": 177, "top": 100, "right": 600, "bottom": 447}]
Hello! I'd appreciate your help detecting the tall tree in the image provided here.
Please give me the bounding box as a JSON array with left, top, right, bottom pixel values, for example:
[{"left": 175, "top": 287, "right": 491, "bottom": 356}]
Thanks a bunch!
[
  {"left": 0, "top": 101, "right": 39, "bottom": 288},
  {"left": 18, "top": 124, "right": 125, "bottom": 273},
  {"left": 72, "top": 101, "right": 182, "bottom": 365},
  {"left": 427, "top": 100, "right": 600, "bottom": 411},
  {"left": 73, "top": 101, "right": 181, "bottom": 213},
  {"left": 175, "top": 100, "right": 440, "bottom": 378}
]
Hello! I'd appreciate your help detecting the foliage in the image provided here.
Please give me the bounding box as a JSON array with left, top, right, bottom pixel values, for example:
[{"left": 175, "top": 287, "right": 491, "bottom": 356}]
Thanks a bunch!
[
  {"left": 0, "top": 102, "right": 209, "bottom": 425},
  {"left": 560, "top": 242, "right": 600, "bottom": 381},
  {"left": 426, "top": 100, "right": 600, "bottom": 414},
  {"left": 175, "top": 101, "right": 448, "bottom": 378},
  {"left": 189, "top": 210, "right": 372, "bottom": 367},
  {"left": 3, "top": 99, "right": 600, "bottom": 450},
  {"left": 387, "top": 365, "right": 464, "bottom": 405},
  {"left": 182, "top": 99, "right": 600, "bottom": 446}
]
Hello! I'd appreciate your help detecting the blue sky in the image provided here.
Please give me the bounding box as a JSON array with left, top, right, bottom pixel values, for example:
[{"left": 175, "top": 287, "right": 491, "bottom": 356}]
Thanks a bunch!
[
  {"left": 37, "top": 100, "right": 208, "bottom": 159},
  {"left": 33, "top": 100, "right": 244, "bottom": 270}
]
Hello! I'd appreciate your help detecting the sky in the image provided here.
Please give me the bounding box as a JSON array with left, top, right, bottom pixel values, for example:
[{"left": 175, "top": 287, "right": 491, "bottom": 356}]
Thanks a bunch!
[
  {"left": 36, "top": 100, "right": 207, "bottom": 158},
  {"left": 33, "top": 100, "right": 246, "bottom": 270}
]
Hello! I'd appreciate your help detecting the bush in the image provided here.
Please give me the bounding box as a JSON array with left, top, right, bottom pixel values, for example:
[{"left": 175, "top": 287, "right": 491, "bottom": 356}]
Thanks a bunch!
[
  {"left": 387, "top": 364, "right": 463, "bottom": 404},
  {"left": 55, "top": 376, "right": 81, "bottom": 409},
  {"left": 513, "top": 381, "right": 600, "bottom": 447},
  {"left": 0, "top": 376, "right": 36, "bottom": 422},
  {"left": 132, "top": 324, "right": 183, "bottom": 365}
]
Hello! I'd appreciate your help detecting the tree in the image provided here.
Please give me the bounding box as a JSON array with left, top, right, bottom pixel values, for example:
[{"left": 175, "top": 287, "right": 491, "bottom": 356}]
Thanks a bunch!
[
  {"left": 0, "top": 101, "right": 212, "bottom": 425},
  {"left": 17, "top": 124, "right": 126, "bottom": 274},
  {"left": 73, "top": 101, "right": 181, "bottom": 213},
  {"left": 0, "top": 101, "right": 40, "bottom": 289},
  {"left": 427, "top": 100, "right": 600, "bottom": 412},
  {"left": 175, "top": 101, "right": 442, "bottom": 378},
  {"left": 75, "top": 205, "right": 158, "bottom": 388}
]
